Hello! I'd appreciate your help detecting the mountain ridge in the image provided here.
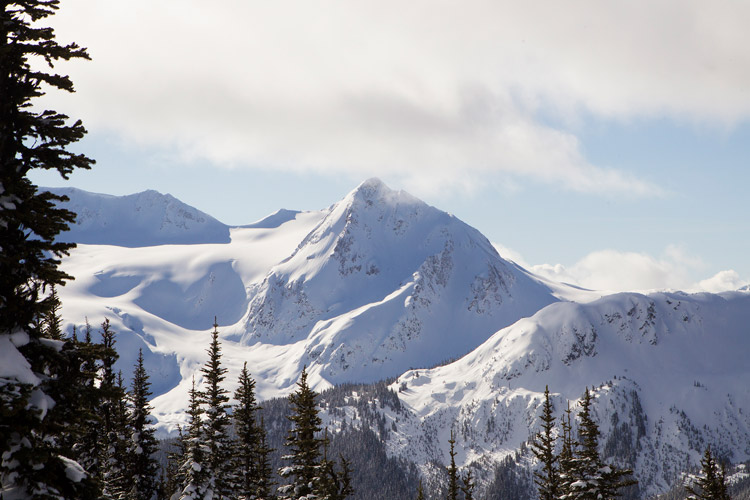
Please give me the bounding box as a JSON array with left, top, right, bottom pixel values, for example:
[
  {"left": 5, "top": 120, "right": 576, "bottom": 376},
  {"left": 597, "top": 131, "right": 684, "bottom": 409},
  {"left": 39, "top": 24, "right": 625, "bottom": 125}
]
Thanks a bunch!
[{"left": 43, "top": 179, "right": 750, "bottom": 497}]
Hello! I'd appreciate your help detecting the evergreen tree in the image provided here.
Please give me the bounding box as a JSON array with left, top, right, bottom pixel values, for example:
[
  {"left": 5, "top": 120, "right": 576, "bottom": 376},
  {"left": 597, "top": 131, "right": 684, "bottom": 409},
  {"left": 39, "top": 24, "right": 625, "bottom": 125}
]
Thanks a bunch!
[
  {"left": 558, "top": 401, "right": 576, "bottom": 498},
  {"left": 0, "top": 0, "right": 95, "bottom": 495},
  {"left": 179, "top": 378, "right": 210, "bottom": 500},
  {"left": 42, "top": 285, "right": 64, "bottom": 340},
  {"left": 686, "top": 446, "right": 730, "bottom": 500},
  {"left": 233, "top": 361, "right": 262, "bottom": 498},
  {"left": 254, "top": 417, "right": 277, "bottom": 500},
  {"left": 530, "top": 386, "right": 559, "bottom": 500},
  {"left": 318, "top": 428, "right": 353, "bottom": 500},
  {"left": 200, "top": 319, "right": 233, "bottom": 499},
  {"left": 278, "top": 366, "right": 324, "bottom": 500},
  {"left": 102, "top": 372, "right": 131, "bottom": 500},
  {"left": 126, "top": 349, "right": 160, "bottom": 500},
  {"left": 73, "top": 319, "right": 111, "bottom": 489},
  {"left": 461, "top": 470, "right": 476, "bottom": 500},
  {"left": 564, "top": 388, "right": 636, "bottom": 500},
  {"left": 446, "top": 430, "right": 460, "bottom": 500},
  {"left": 161, "top": 426, "right": 186, "bottom": 500},
  {"left": 233, "top": 361, "right": 277, "bottom": 499}
]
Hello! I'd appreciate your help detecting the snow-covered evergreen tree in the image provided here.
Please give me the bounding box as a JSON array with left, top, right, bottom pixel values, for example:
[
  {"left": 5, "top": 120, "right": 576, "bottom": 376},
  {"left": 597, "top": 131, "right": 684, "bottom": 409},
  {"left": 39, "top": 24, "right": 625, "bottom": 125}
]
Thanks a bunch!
[
  {"left": 160, "top": 425, "right": 186, "bottom": 500},
  {"left": 530, "top": 386, "right": 559, "bottom": 500},
  {"left": 278, "top": 367, "right": 324, "bottom": 500},
  {"left": 102, "top": 372, "right": 131, "bottom": 500},
  {"left": 200, "top": 320, "right": 233, "bottom": 499},
  {"left": 126, "top": 349, "right": 160, "bottom": 500},
  {"left": 685, "top": 446, "right": 730, "bottom": 500},
  {"left": 179, "top": 378, "right": 210, "bottom": 500},
  {"left": 0, "top": 0, "right": 96, "bottom": 495},
  {"left": 562, "top": 388, "right": 635, "bottom": 500},
  {"left": 255, "top": 417, "right": 276, "bottom": 500},
  {"left": 446, "top": 430, "right": 460, "bottom": 500},
  {"left": 318, "top": 429, "right": 353, "bottom": 500},
  {"left": 232, "top": 361, "right": 268, "bottom": 499}
]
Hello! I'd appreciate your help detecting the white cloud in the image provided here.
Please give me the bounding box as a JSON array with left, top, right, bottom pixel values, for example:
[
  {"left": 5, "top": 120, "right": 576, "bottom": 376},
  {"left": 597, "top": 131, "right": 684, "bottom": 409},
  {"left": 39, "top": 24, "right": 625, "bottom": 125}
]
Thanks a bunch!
[
  {"left": 697, "top": 270, "right": 749, "bottom": 294},
  {"left": 505, "top": 245, "right": 748, "bottom": 294},
  {"left": 39, "top": 1, "right": 750, "bottom": 195}
]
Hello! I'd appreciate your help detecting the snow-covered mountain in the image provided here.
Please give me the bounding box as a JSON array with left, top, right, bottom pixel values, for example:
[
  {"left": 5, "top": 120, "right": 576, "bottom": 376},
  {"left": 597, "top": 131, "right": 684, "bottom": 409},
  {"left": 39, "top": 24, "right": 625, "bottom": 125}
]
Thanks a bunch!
[
  {"left": 47, "top": 180, "right": 750, "bottom": 496},
  {"left": 48, "top": 187, "right": 230, "bottom": 246},
  {"left": 317, "top": 290, "right": 750, "bottom": 497},
  {"left": 49, "top": 179, "right": 559, "bottom": 421},
  {"left": 237, "top": 178, "right": 558, "bottom": 384}
]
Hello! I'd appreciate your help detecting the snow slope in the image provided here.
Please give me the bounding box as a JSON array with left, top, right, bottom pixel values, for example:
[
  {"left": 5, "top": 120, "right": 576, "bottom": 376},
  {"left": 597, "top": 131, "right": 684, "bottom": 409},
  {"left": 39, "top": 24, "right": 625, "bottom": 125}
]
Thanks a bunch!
[{"left": 349, "top": 290, "right": 750, "bottom": 496}]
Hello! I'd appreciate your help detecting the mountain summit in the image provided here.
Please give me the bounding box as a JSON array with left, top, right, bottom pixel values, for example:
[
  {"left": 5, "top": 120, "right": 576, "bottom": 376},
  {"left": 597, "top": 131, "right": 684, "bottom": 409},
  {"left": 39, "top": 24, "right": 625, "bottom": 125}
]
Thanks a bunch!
[
  {"left": 240, "top": 178, "right": 558, "bottom": 383},
  {"left": 48, "top": 187, "right": 230, "bottom": 246}
]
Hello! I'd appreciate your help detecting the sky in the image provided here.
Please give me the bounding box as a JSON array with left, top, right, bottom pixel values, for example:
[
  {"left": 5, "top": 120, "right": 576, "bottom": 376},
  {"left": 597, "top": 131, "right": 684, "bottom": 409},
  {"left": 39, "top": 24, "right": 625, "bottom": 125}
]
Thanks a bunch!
[{"left": 30, "top": 0, "right": 750, "bottom": 293}]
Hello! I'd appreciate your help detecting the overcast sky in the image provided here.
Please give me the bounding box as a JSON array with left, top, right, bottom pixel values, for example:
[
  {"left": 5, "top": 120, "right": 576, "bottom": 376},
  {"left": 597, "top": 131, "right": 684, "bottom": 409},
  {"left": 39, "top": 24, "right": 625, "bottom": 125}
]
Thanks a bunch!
[{"left": 31, "top": 0, "right": 750, "bottom": 293}]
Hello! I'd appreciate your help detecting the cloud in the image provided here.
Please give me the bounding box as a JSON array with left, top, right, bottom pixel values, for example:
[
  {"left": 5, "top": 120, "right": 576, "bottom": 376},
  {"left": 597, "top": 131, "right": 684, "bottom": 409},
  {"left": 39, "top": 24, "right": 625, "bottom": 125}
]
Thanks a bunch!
[
  {"left": 39, "top": 1, "right": 750, "bottom": 195},
  {"left": 499, "top": 245, "right": 748, "bottom": 293},
  {"left": 697, "top": 270, "right": 749, "bottom": 293}
]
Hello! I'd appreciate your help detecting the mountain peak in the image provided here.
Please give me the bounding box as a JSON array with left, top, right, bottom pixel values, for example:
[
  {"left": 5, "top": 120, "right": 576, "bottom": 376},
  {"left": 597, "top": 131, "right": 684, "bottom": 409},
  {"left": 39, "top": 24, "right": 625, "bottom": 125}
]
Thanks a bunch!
[
  {"left": 343, "top": 177, "right": 421, "bottom": 213},
  {"left": 47, "top": 186, "right": 230, "bottom": 246}
]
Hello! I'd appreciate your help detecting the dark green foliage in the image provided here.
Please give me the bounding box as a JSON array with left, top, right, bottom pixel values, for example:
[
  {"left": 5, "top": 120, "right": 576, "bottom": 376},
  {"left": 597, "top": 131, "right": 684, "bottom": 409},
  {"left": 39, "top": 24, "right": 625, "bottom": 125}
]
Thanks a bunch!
[
  {"left": 102, "top": 372, "right": 131, "bottom": 500},
  {"left": 0, "top": 0, "right": 93, "bottom": 338},
  {"left": 159, "top": 427, "right": 186, "bottom": 500},
  {"left": 484, "top": 455, "right": 534, "bottom": 500},
  {"left": 127, "top": 349, "right": 160, "bottom": 500},
  {"left": 232, "top": 361, "right": 275, "bottom": 499},
  {"left": 685, "top": 446, "right": 730, "bottom": 500},
  {"left": 199, "top": 319, "right": 233, "bottom": 498},
  {"left": 0, "top": 0, "right": 95, "bottom": 496},
  {"left": 460, "top": 470, "right": 475, "bottom": 500},
  {"left": 530, "top": 386, "right": 559, "bottom": 500},
  {"left": 254, "top": 417, "right": 276, "bottom": 500},
  {"left": 179, "top": 378, "right": 210, "bottom": 500},
  {"left": 324, "top": 425, "right": 419, "bottom": 500},
  {"left": 446, "top": 430, "right": 460, "bottom": 500},
  {"left": 563, "top": 388, "right": 636, "bottom": 500},
  {"left": 278, "top": 366, "right": 324, "bottom": 499},
  {"left": 42, "top": 286, "right": 64, "bottom": 340},
  {"left": 319, "top": 430, "right": 354, "bottom": 500}
]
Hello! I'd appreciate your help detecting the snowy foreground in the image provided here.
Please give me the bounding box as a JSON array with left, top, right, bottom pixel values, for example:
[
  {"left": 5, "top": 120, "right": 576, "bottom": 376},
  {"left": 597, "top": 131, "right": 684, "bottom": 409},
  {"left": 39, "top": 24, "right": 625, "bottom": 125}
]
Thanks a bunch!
[{"left": 36, "top": 179, "right": 750, "bottom": 496}]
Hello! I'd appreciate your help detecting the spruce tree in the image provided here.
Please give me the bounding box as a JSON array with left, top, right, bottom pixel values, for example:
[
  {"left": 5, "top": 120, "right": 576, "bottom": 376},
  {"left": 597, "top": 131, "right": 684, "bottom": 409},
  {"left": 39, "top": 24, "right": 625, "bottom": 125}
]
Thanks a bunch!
[
  {"left": 233, "top": 361, "right": 262, "bottom": 498},
  {"left": 278, "top": 366, "right": 324, "bottom": 500},
  {"left": 530, "top": 386, "right": 559, "bottom": 500},
  {"left": 179, "top": 378, "right": 210, "bottom": 500},
  {"left": 565, "top": 388, "right": 636, "bottom": 500},
  {"left": 200, "top": 319, "right": 233, "bottom": 499},
  {"left": 558, "top": 401, "right": 576, "bottom": 498},
  {"left": 460, "top": 470, "right": 476, "bottom": 500},
  {"left": 686, "top": 446, "right": 730, "bottom": 500},
  {"left": 233, "top": 361, "right": 277, "bottom": 499},
  {"left": 42, "top": 285, "right": 64, "bottom": 340},
  {"left": 102, "top": 372, "right": 131, "bottom": 500},
  {"left": 318, "top": 428, "right": 353, "bottom": 500},
  {"left": 254, "top": 417, "right": 277, "bottom": 500},
  {"left": 0, "top": 0, "right": 95, "bottom": 494},
  {"left": 161, "top": 425, "right": 186, "bottom": 500},
  {"left": 127, "top": 349, "right": 160, "bottom": 500},
  {"left": 446, "top": 430, "right": 460, "bottom": 500}
]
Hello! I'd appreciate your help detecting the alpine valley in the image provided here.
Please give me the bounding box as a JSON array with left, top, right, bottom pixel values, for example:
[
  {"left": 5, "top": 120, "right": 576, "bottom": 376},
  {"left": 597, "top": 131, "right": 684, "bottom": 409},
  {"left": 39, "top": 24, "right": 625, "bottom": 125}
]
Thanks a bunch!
[{"left": 48, "top": 179, "right": 750, "bottom": 499}]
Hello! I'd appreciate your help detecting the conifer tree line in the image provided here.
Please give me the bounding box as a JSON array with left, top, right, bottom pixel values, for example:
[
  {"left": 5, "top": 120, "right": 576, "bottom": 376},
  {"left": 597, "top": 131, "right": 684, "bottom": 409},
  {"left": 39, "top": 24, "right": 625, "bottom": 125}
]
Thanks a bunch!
[{"left": 527, "top": 386, "right": 637, "bottom": 500}]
